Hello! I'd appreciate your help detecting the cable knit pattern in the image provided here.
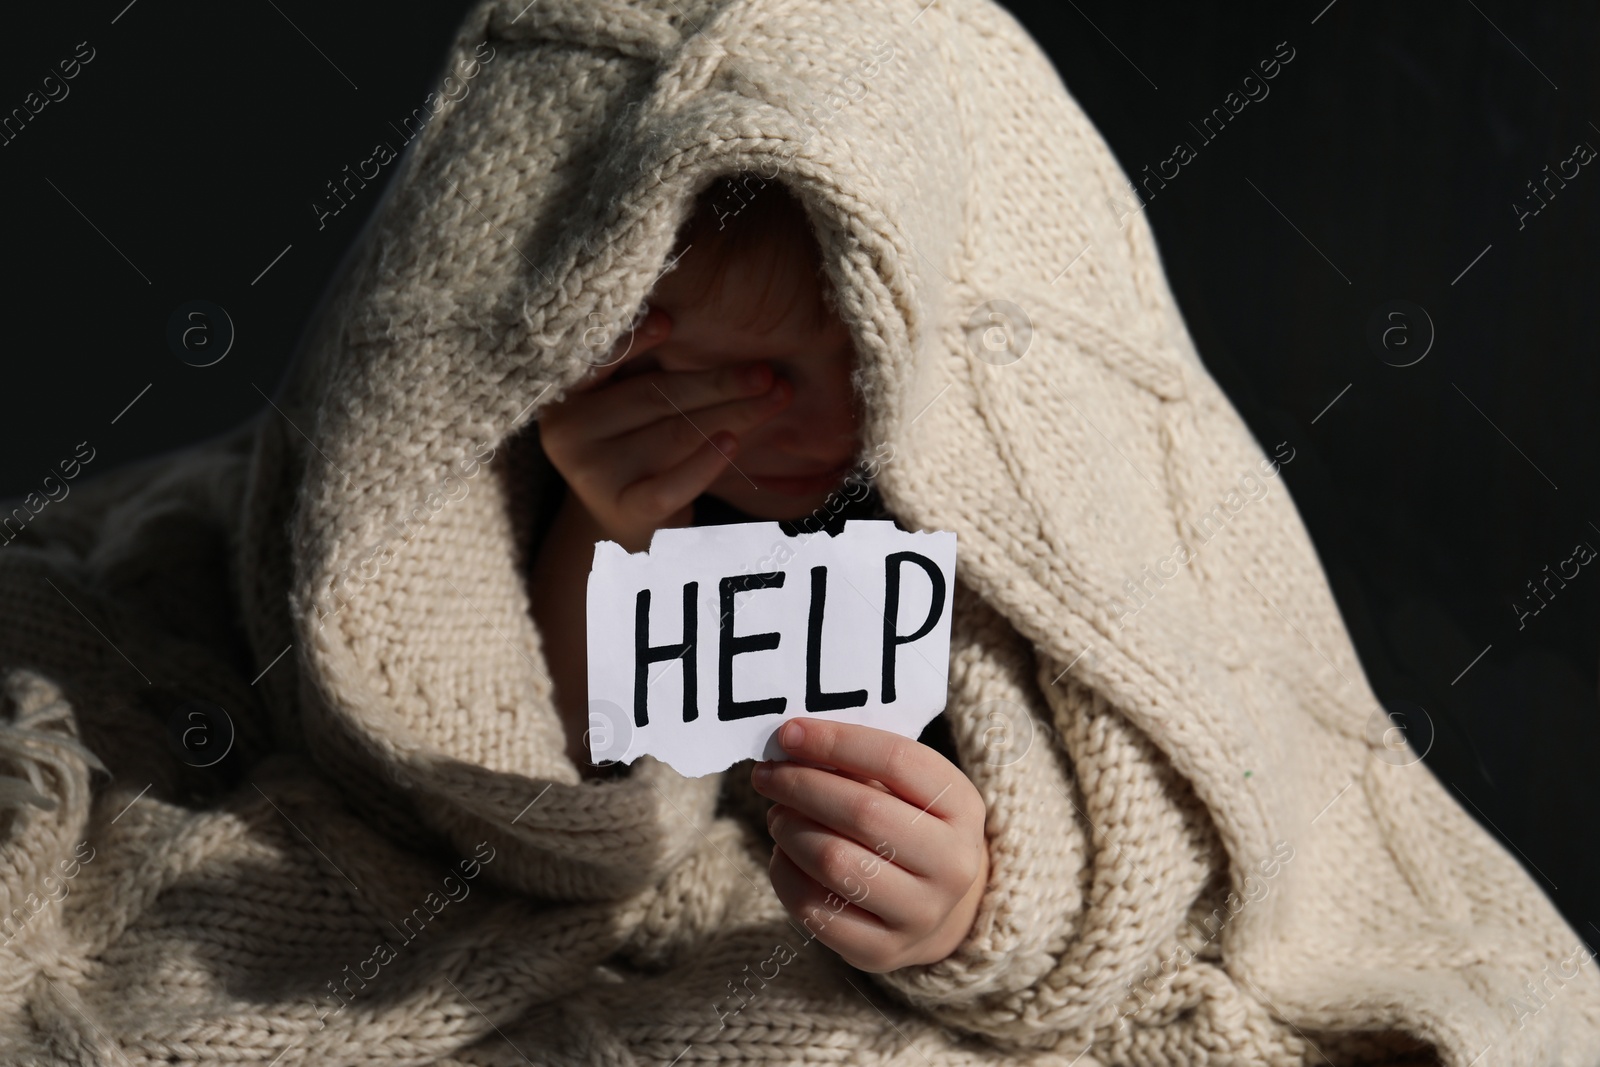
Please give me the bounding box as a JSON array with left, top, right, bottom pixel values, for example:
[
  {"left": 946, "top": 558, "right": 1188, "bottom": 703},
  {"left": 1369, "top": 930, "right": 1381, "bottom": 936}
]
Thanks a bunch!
[{"left": 0, "top": 0, "right": 1595, "bottom": 1063}]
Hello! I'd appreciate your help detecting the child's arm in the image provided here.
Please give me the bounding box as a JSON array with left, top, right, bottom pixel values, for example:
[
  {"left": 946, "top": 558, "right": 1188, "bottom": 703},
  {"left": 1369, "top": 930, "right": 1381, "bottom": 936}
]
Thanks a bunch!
[
  {"left": 529, "top": 306, "right": 794, "bottom": 754},
  {"left": 749, "top": 718, "right": 991, "bottom": 973},
  {"left": 528, "top": 494, "right": 614, "bottom": 772}
]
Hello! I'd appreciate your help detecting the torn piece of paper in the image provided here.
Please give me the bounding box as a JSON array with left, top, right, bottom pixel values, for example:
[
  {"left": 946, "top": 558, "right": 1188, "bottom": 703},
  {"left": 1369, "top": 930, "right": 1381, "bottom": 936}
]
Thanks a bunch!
[{"left": 585, "top": 519, "right": 958, "bottom": 778}]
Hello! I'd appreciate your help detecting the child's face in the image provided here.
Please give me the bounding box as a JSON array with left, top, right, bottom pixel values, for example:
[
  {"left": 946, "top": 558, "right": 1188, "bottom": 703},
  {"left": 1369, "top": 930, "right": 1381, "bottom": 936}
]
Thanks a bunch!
[{"left": 631, "top": 230, "right": 863, "bottom": 522}]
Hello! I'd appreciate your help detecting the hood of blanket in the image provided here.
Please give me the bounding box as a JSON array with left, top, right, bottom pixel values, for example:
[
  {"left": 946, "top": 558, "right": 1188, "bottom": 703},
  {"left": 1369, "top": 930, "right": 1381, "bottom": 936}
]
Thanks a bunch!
[
  {"left": 263, "top": 0, "right": 1347, "bottom": 932},
  {"left": 243, "top": 0, "right": 1595, "bottom": 1055}
]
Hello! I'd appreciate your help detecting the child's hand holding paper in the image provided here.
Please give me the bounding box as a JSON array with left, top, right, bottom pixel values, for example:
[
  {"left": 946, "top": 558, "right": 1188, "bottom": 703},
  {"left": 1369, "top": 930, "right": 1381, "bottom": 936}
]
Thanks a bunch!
[
  {"left": 585, "top": 518, "right": 985, "bottom": 970},
  {"left": 751, "top": 716, "right": 990, "bottom": 975}
]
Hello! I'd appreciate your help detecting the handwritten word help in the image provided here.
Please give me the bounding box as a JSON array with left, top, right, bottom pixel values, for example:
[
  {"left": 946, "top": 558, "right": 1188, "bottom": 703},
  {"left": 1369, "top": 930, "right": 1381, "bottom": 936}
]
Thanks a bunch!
[{"left": 586, "top": 520, "right": 957, "bottom": 778}]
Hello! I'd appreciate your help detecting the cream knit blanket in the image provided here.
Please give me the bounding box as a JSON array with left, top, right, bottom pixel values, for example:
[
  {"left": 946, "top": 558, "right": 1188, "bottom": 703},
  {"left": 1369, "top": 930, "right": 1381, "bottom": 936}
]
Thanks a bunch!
[{"left": 1, "top": 1, "right": 1596, "bottom": 1064}]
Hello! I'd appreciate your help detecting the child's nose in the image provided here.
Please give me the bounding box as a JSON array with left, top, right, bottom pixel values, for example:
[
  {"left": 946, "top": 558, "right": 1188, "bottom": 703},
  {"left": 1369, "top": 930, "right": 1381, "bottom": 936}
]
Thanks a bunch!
[{"left": 754, "top": 398, "right": 856, "bottom": 454}]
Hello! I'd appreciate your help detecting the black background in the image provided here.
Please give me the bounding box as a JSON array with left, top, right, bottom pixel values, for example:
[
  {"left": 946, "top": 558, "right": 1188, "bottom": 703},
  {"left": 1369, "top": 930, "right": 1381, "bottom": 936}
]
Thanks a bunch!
[{"left": 3, "top": 1, "right": 1596, "bottom": 938}]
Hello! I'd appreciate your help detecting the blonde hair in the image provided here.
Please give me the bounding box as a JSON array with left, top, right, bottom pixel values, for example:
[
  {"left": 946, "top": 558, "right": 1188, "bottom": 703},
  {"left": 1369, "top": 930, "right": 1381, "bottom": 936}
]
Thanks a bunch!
[{"left": 664, "top": 171, "right": 839, "bottom": 335}]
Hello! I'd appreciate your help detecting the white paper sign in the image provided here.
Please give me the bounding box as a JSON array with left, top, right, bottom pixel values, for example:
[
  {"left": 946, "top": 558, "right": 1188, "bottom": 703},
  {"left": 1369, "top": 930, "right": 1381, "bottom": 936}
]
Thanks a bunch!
[{"left": 585, "top": 520, "right": 957, "bottom": 778}]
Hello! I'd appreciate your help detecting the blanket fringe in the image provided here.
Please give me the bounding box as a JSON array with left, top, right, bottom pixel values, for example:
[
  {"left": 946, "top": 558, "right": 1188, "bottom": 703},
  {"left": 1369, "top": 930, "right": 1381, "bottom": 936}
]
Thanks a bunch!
[{"left": 0, "top": 671, "right": 105, "bottom": 822}]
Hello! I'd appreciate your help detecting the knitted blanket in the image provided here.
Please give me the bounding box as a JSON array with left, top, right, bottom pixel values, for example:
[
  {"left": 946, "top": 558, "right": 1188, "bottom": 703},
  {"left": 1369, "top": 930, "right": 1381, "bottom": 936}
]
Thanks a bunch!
[{"left": 2, "top": 0, "right": 1596, "bottom": 1063}]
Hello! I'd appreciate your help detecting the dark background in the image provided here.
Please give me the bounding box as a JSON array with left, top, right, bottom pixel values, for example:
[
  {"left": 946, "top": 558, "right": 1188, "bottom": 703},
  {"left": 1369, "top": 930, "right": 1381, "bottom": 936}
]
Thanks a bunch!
[{"left": 3, "top": 2, "right": 1595, "bottom": 938}]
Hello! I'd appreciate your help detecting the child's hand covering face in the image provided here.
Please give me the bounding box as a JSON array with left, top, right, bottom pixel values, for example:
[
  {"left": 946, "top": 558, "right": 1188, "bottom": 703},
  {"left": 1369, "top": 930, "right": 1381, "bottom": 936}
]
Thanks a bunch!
[
  {"left": 537, "top": 305, "right": 798, "bottom": 552},
  {"left": 538, "top": 179, "right": 862, "bottom": 553},
  {"left": 751, "top": 718, "right": 990, "bottom": 973}
]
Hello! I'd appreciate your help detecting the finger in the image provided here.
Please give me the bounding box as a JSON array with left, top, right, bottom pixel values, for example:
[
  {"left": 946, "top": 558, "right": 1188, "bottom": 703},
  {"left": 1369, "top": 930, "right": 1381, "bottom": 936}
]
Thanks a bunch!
[
  {"left": 768, "top": 846, "right": 901, "bottom": 970},
  {"left": 752, "top": 761, "right": 944, "bottom": 877},
  {"left": 766, "top": 804, "right": 928, "bottom": 929},
  {"left": 771, "top": 719, "right": 970, "bottom": 825},
  {"left": 570, "top": 360, "right": 779, "bottom": 439},
  {"left": 601, "top": 381, "right": 792, "bottom": 486},
  {"left": 614, "top": 432, "right": 739, "bottom": 525}
]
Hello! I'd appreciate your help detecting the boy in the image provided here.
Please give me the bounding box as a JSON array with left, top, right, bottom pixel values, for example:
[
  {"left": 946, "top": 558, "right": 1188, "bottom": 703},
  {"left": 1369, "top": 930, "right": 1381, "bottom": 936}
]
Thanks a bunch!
[{"left": 529, "top": 173, "right": 990, "bottom": 974}]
